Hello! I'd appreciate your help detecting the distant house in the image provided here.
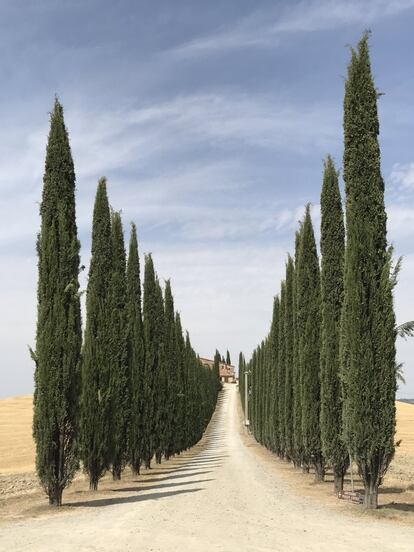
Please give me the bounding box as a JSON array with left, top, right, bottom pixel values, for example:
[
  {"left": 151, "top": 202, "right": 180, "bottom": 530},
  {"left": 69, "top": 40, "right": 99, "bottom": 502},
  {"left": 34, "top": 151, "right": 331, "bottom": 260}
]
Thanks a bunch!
[{"left": 200, "top": 357, "right": 236, "bottom": 384}]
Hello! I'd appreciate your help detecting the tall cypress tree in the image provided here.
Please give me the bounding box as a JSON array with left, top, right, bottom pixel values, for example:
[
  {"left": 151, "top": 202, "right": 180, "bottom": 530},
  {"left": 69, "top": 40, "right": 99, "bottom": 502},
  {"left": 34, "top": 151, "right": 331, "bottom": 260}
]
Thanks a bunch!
[
  {"left": 341, "top": 33, "right": 396, "bottom": 509},
  {"left": 32, "top": 99, "right": 82, "bottom": 506},
  {"left": 154, "top": 277, "right": 166, "bottom": 464},
  {"left": 320, "top": 156, "right": 348, "bottom": 493},
  {"left": 226, "top": 350, "right": 231, "bottom": 365},
  {"left": 297, "top": 206, "right": 324, "bottom": 480},
  {"left": 239, "top": 352, "right": 245, "bottom": 412},
  {"left": 163, "top": 280, "right": 178, "bottom": 460},
  {"left": 269, "top": 296, "right": 280, "bottom": 453},
  {"left": 278, "top": 282, "right": 286, "bottom": 457},
  {"left": 109, "top": 211, "right": 128, "bottom": 480},
  {"left": 213, "top": 349, "right": 221, "bottom": 391},
  {"left": 174, "top": 312, "right": 187, "bottom": 453},
  {"left": 284, "top": 256, "right": 295, "bottom": 462},
  {"left": 292, "top": 227, "right": 304, "bottom": 468},
  {"left": 126, "top": 223, "right": 145, "bottom": 475},
  {"left": 141, "top": 254, "right": 160, "bottom": 468},
  {"left": 80, "top": 178, "right": 112, "bottom": 490}
]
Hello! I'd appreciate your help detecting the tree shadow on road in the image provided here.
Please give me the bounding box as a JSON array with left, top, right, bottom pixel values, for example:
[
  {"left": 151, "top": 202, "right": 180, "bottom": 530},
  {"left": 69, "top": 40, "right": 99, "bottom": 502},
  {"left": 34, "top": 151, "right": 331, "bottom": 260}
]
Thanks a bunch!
[
  {"left": 135, "top": 470, "right": 213, "bottom": 483},
  {"left": 111, "top": 479, "right": 214, "bottom": 493},
  {"left": 66, "top": 488, "right": 203, "bottom": 508}
]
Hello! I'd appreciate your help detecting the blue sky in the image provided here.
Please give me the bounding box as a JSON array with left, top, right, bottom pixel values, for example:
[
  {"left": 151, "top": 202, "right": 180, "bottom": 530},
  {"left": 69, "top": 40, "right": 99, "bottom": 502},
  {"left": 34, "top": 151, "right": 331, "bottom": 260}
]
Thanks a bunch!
[{"left": 2, "top": 0, "right": 414, "bottom": 398}]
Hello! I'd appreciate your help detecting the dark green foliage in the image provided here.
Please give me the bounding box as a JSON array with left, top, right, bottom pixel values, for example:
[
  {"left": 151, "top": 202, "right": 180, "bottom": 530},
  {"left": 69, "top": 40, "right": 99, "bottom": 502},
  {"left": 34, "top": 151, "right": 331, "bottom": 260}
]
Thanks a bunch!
[
  {"left": 153, "top": 277, "right": 166, "bottom": 464},
  {"left": 340, "top": 33, "right": 396, "bottom": 508},
  {"left": 142, "top": 254, "right": 160, "bottom": 468},
  {"left": 292, "top": 228, "right": 304, "bottom": 467},
  {"left": 108, "top": 211, "right": 128, "bottom": 480},
  {"left": 278, "top": 282, "right": 286, "bottom": 457},
  {"left": 239, "top": 352, "right": 245, "bottom": 412},
  {"left": 226, "top": 350, "right": 231, "bottom": 365},
  {"left": 213, "top": 350, "right": 221, "bottom": 391},
  {"left": 174, "top": 313, "right": 187, "bottom": 453},
  {"left": 33, "top": 98, "right": 82, "bottom": 506},
  {"left": 284, "top": 256, "right": 295, "bottom": 461},
  {"left": 320, "top": 156, "right": 348, "bottom": 493},
  {"left": 80, "top": 178, "right": 113, "bottom": 490},
  {"left": 269, "top": 297, "right": 280, "bottom": 453},
  {"left": 297, "top": 206, "right": 324, "bottom": 480},
  {"left": 126, "top": 224, "right": 145, "bottom": 475},
  {"left": 163, "top": 280, "right": 178, "bottom": 460}
]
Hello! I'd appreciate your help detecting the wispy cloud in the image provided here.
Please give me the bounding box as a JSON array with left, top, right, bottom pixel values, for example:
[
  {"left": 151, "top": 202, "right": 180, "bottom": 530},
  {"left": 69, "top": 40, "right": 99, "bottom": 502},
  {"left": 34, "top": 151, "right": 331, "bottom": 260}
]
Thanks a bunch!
[
  {"left": 389, "top": 162, "right": 414, "bottom": 191},
  {"left": 169, "top": 0, "right": 414, "bottom": 57}
]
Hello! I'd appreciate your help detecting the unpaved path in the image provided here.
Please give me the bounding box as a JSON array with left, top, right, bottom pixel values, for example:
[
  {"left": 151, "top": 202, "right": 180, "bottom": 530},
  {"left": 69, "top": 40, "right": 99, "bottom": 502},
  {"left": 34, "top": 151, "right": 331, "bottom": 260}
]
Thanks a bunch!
[{"left": 0, "top": 385, "right": 412, "bottom": 551}]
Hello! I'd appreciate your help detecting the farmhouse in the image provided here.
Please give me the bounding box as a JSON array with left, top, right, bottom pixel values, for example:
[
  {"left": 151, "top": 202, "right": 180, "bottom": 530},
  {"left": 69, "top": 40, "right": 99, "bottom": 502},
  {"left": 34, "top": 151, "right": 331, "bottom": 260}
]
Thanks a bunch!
[{"left": 200, "top": 357, "right": 236, "bottom": 384}]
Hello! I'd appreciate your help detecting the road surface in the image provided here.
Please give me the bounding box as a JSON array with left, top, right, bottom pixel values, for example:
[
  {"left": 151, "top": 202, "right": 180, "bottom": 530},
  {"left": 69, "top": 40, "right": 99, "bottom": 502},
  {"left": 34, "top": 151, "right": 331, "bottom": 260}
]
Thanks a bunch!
[{"left": 0, "top": 384, "right": 412, "bottom": 551}]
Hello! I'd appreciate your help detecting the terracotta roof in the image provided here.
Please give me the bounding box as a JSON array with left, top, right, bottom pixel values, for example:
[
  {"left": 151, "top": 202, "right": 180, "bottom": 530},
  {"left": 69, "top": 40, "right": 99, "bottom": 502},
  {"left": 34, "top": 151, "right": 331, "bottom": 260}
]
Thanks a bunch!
[{"left": 200, "top": 357, "right": 235, "bottom": 378}]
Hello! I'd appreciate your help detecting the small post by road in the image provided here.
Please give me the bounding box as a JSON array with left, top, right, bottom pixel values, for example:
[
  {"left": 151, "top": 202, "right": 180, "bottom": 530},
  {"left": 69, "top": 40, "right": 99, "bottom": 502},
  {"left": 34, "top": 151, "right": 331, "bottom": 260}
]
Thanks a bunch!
[{"left": 244, "top": 369, "right": 250, "bottom": 427}]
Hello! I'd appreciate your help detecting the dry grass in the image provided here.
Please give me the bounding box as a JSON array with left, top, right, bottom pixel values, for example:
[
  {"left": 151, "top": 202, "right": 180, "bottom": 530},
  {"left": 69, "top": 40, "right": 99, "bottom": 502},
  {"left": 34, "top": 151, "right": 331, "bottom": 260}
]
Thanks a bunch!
[{"left": 0, "top": 396, "right": 34, "bottom": 474}]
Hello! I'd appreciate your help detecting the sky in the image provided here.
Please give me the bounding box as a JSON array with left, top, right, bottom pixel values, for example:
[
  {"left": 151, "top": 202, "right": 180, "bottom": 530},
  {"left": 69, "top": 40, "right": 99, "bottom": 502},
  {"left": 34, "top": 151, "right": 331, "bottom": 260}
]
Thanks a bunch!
[{"left": 2, "top": 0, "right": 414, "bottom": 399}]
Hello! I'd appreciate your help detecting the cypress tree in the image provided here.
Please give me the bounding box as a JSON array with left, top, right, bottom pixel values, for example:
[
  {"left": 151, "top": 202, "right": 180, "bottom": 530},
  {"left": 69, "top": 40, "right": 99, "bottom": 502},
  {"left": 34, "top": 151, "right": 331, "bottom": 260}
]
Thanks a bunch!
[
  {"left": 278, "top": 282, "right": 286, "bottom": 457},
  {"left": 320, "top": 156, "right": 348, "bottom": 493},
  {"left": 109, "top": 211, "right": 128, "bottom": 480},
  {"left": 213, "top": 349, "right": 221, "bottom": 391},
  {"left": 154, "top": 277, "right": 166, "bottom": 464},
  {"left": 226, "top": 350, "right": 231, "bottom": 365},
  {"left": 341, "top": 33, "right": 396, "bottom": 509},
  {"left": 269, "top": 296, "right": 280, "bottom": 453},
  {"left": 292, "top": 227, "right": 304, "bottom": 468},
  {"left": 174, "top": 312, "right": 187, "bottom": 453},
  {"left": 80, "top": 178, "right": 113, "bottom": 490},
  {"left": 238, "top": 352, "right": 245, "bottom": 412},
  {"left": 284, "top": 256, "right": 295, "bottom": 462},
  {"left": 163, "top": 280, "right": 178, "bottom": 460},
  {"left": 32, "top": 99, "right": 82, "bottom": 506},
  {"left": 185, "top": 332, "right": 196, "bottom": 447},
  {"left": 141, "top": 254, "right": 161, "bottom": 468},
  {"left": 297, "top": 206, "right": 324, "bottom": 481},
  {"left": 126, "top": 223, "right": 145, "bottom": 475}
]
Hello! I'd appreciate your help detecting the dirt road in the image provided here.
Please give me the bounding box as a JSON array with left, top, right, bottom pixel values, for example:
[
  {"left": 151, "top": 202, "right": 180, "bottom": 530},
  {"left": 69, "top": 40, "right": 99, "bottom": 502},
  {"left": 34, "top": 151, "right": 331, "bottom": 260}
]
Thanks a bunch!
[{"left": 1, "top": 385, "right": 412, "bottom": 551}]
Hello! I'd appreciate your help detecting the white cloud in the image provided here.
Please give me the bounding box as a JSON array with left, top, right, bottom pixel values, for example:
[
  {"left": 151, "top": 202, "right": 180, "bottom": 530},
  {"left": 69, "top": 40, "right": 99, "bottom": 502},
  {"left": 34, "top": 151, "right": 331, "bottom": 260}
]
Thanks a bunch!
[
  {"left": 389, "top": 162, "right": 414, "bottom": 191},
  {"left": 168, "top": 0, "right": 414, "bottom": 57}
]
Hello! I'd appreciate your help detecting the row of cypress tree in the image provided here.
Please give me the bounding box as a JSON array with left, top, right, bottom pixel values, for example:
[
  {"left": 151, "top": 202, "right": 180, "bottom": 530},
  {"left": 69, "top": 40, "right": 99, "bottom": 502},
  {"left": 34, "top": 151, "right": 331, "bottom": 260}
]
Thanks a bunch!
[
  {"left": 33, "top": 99, "right": 219, "bottom": 506},
  {"left": 239, "top": 33, "right": 399, "bottom": 509}
]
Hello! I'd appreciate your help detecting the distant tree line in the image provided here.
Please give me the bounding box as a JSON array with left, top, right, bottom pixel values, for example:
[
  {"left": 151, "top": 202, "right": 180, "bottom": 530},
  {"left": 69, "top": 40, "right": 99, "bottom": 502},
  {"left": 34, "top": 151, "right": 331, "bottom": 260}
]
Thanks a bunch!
[
  {"left": 239, "top": 34, "right": 408, "bottom": 510},
  {"left": 32, "top": 100, "right": 220, "bottom": 506}
]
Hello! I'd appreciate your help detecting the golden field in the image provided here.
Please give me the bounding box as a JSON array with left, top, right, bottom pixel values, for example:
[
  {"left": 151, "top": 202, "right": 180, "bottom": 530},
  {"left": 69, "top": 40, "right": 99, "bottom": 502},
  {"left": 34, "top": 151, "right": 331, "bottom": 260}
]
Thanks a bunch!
[{"left": 0, "top": 396, "right": 413, "bottom": 475}]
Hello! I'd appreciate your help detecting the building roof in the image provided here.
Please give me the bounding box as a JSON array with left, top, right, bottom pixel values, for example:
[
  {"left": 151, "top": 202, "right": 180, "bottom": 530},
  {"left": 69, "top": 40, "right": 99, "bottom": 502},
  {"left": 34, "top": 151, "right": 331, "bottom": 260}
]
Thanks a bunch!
[{"left": 200, "top": 357, "right": 235, "bottom": 378}]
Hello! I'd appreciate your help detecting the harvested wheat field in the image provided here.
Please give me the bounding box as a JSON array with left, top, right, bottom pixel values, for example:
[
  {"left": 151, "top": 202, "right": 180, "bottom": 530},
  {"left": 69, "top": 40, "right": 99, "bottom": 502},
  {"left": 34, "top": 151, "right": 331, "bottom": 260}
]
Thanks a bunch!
[{"left": 0, "top": 395, "right": 34, "bottom": 474}]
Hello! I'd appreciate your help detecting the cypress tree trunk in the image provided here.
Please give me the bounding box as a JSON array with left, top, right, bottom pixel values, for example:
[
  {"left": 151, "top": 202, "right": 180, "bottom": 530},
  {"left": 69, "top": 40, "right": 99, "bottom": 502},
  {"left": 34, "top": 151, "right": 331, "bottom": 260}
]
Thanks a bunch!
[
  {"left": 126, "top": 223, "right": 145, "bottom": 475},
  {"left": 320, "top": 156, "right": 348, "bottom": 494},
  {"left": 80, "top": 178, "right": 113, "bottom": 490},
  {"left": 109, "top": 211, "right": 128, "bottom": 481},
  {"left": 33, "top": 99, "right": 82, "bottom": 507},
  {"left": 297, "top": 206, "right": 324, "bottom": 482},
  {"left": 341, "top": 33, "right": 396, "bottom": 509}
]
